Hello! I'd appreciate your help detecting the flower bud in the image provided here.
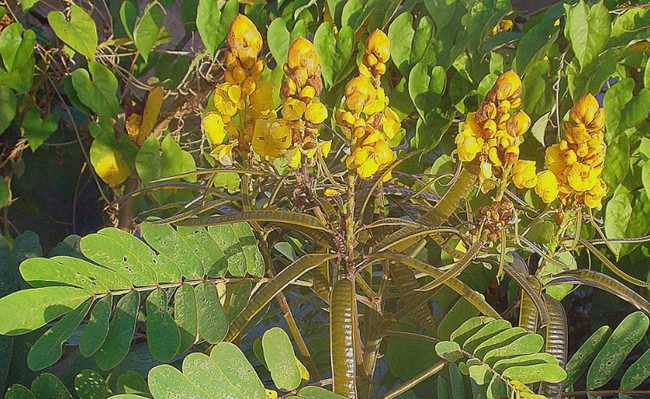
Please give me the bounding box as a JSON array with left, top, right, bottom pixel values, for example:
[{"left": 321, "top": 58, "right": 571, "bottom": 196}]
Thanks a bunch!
[
  {"left": 304, "top": 102, "right": 328, "bottom": 124},
  {"left": 366, "top": 30, "right": 390, "bottom": 63},
  {"left": 493, "top": 70, "right": 521, "bottom": 101},
  {"left": 535, "top": 170, "right": 559, "bottom": 203},
  {"left": 512, "top": 160, "right": 537, "bottom": 189}
]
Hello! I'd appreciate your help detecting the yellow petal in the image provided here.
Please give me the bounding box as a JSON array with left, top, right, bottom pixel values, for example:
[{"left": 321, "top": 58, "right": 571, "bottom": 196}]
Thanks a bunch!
[{"left": 202, "top": 113, "right": 226, "bottom": 146}]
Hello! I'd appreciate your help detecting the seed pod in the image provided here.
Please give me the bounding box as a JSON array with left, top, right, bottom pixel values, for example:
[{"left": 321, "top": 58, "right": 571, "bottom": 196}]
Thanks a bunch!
[{"left": 330, "top": 278, "right": 357, "bottom": 398}]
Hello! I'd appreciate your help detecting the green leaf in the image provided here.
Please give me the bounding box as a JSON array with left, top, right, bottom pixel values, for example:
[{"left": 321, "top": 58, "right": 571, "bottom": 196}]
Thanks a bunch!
[
  {"left": 620, "top": 88, "right": 650, "bottom": 130},
  {"left": 207, "top": 223, "right": 261, "bottom": 277},
  {"left": 388, "top": 12, "right": 415, "bottom": 76},
  {"left": 161, "top": 135, "right": 196, "bottom": 182},
  {"left": 71, "top": 62, "right": 120, "bottom": 117},
  {"left": 645, "top": 57, "right": 650, "bottom": 89},
  {"left": 313, "top": 22, "right": 353, "bottom": 89},
  {"left": 565, "top": 0, "right": 610, "bottom": 70},
  {"left": 139, "top": 222, "right": 203, "bottom": 280},
  {"left": 94, "top": 291, "right": 140, "bottom": 370},
  {"left": 0, "top": 86, "right": 17, "bottom": 135},
  {"left": 75, "top": 369, "right": 112, "bottom": 399},
  {"left": 20, "top": 109, "right": 58, "bottom": 151},
  {"left": 340, "top": 0, "right": 364, "bottom": 30},
  {"left": 463, "top": 319, "right": 512, "bottom": 354},
  {"left": 604, "top": 78, "right": 633, "bottom": 140},
  {"left": 0, "top": 23, "right": 26, "bottom": 71},
  {"left": 435, "top": 341, "right": 463, "bottom": 362},
  {"left": 620, "top": 347, "right": 650, "bottom": 391},
  {"left": 423, "top": 0, "right": 459, "bottom": 31},
  {"left": 80, "top": 229, "right": 158, "bottom": 286},
  {"left": 262, "top": 328, "right": 301, "bottom": 391},
  {"left": 79, "top": 295, "right": 112, "bottom": 357},
  {"left": 602, "top": 133, "right": 629, "bottom": 191},
  {"left": 19, "top": 0, "right": 39, "bottom": 11},
  {"left": 146, "top": 288, "right": 181, "bottom": 362},
  {"left": 437, "top": 298, "right": 481, "bottom": 341},
  {"left": 502, "top": 363, "right": 567, "bottom": 384},
  {"left": 134, "top": 3, "right": 164, "bottom": 62},
  {"left": 148, "top": 365, "right": 206, "bottom": 399},
  {"left": 209, "top": 343, "right": 266, "bottom": 399},
  {"left": 482, "top": 334, "right": 544, "bottom": 365},
  {"left": 587, "top": 312, "right": 649, "bottom": 390},
  {"left": 514, "top": 20, "right": 559, "bottom": 75},
  {"left": 643, "top": 163, "right": 650, "bottom": 200},
  {"left": 408, "top": 63, "right": 445, "bottom": 119},
  {"left": 0, "top": 286, "right": 92, "bottom": 335},
  {"left": 27, "top": 300, "right": 91, "bottom": 370},
  {"left": 196, "top": 0, "right": 238, "bottom": 57},
  {"left": 115, "top": 371, "right": 149, "bottom": 396},
  {"left": 4, "top": 385, "right": 35, "bottom": 399},
  {"left": 47, "top": 4, "right": 98, "bottom": 59},
  {"left": 119, "top": 1, "right": 138, "bottom": 39},
  {"left": 195, "top": 282, "right": 228, "bottom": 344},
  {"left": 174, "top": 284, "right": 198, "bottom": 354},
  {"left": 604, "top": 189, "right": 632, "bottom": 257},
  {"left": 0, "top": 178, "right": 10, "bottom": 208},
  {"left": 410, "top": 16, "right": 434, "bottom": 66},
  {"left": 31, "top": 373, "right": 72, "bottom": 399},
  {"left": 522, "top": 60, "right": 553, "bottom": 118},
  {"left": 267, "top": 18, "right": 290, "bottom": 66},
  {"left": 176, "top": 226, "right": 226, "bottom": 277}
]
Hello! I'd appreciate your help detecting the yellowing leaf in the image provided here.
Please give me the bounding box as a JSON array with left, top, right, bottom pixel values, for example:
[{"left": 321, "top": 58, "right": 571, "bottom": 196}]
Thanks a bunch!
[{"left": 139, "top": 86, "right": 164, "bottom": 144}]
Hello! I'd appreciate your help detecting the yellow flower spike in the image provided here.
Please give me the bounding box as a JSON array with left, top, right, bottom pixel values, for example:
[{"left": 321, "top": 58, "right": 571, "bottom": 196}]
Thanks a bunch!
[
  {"left": 252, "top": 117, "right": 291, "bottom": 158},
  {"left": 512, "top": 160, "right": 538, "bottom": 189},
  {"left": 570, "top": 94, "right": 600, "bottom": 125},
  {"left": 366, "top": 29, "right": 390, "bottom": 63},
  {"left": 287, "top": 37, "right": 321, "bottom": 76},
  {"left": 535, "top": 170, "right": 559, "bottom": 203},
  {"left": 250, "top": 80, "right": 274, "bottom": 116},
  {"left": 565, "top": 123, "right": 590, "bottom": 144},
  {"left": 304, "top": 102, "right": 328, "bottom": 124},
  {"left": 493, "top": 70, "right": 521, "bottom": 101},
  {"left": 202, "top": 112, "right": 226, "bottom": 146},
  {"left": 506, "top": 111, "right": 531, "bottom": 137},
  {"left": 283, "top": 98, "right": 307, "bottom": 120},
  {"left": 345, "top": 76, "right": 374, "bottom": 114},
  {"left": 567, "top": 163, "right": 598, "bottom": 192},
  {"left": 228, "top": 14, "right": 263, "bottom": 60}
]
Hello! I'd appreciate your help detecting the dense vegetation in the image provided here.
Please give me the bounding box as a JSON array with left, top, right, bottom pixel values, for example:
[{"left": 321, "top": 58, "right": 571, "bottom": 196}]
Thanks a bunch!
[{"left": 1, "top": 0, "right": 650, "bottom": 398}]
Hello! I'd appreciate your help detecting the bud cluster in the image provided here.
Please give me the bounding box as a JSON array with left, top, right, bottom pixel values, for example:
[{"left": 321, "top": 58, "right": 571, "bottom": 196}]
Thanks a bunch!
[
  {"left": 455, "top": 70, "right": 532, "bottom": 192},
  {"left": 337, "top": 30, "right": 402, "bottom": 179}
]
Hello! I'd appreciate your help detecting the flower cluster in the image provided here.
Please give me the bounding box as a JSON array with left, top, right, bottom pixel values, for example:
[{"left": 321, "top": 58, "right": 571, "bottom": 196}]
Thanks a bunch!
[
  {"left": 202, "top": 15, "right": 269, "bottom": 165},
  {"left": 455, "top": 70, "right": 532, "bottom": 192},
  {"left": 539, "top": 94, "right": 607, "bottom": 208},
  {"left": 337, "top": 30, "right": 402, "bottom": 179}
]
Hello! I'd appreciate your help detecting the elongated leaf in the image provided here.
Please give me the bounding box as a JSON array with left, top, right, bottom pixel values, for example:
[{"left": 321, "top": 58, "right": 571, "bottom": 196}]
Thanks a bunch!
[
  {"left": 267, "top": 18, "right": 290, "bottom": 66},
  {"left": 174, "top": 284, "right": 198, "bottom": 354},
  {"left": 81, "top": 231, "right": 158, "bottom": 286},
  {"left": 31, "top": 373, "right": 72, "bottom": 399},
  {"left": 21, "top": 257, "right": 108, "bottom": 293},
  {"left": 195, "top": 282, "right": 228, "bottom": 344},
  {"left": 27, "top": 300, "right": 92, "bottom": 370},
  {"left": 483, "top": 334, "right": 544, "bottom": 365},
  {"left": 148, "top": 365, "right": 207, "bottom": 399},
  {"left": 4, "top": 385, "right": 35, "bottom": 399},
  {"left": 473, "top": 327, "right": 527, "bottom": 360},
  {"left": 210, "top": 343, "right": 266, "bottom": 398},
  {"left": 0, "top": 286, "right": 92, "bottom": 335},
  {"left": 177, "top": 226, "right": 225, "bottom": 277},
  {"left": 564, "top": 325, "right": 611, "bottom": 386},
  {"left": 94, "top": 291, "right": 140, "bottom": 370},
  {"left": 463, "top": 320, "right": 512, "bottom": 354},
  {"left": 196, "top": 0, "right": 238, "bottom": 56},
  {"left": 546, "top": 270, "right": 650, "bottom": 315},
  {"left": 263, "top": 328, "right": 301, "bottom": 391},
  {"left": 226, "top": 254, "right": 336, "bottom": 342},
  {"left": 79, "top": 295, "right": 112, "bottom": 357},
  {"left": 587, "top": 312, "right": 649, "bottom": 390},
  {"left": 140, "top": 222, "right": 203, "bottom": 280},
  {"left": 47, "top": 4, "right": 97, "bottom": 59},
  {"left": 565, "top": 0, "right": 610, "bottom": 69},
  {"left": 134, "top": 4, "right": 163, "bottom": 62},
  {"left": 147, "top": 288, "right": 180, "bottom": 362},
  {"left": 621, "top": 347, "right": 650, "bottom": 391},
  {"left": 580, "top": 239, "right": 647, "bottom": 287}
]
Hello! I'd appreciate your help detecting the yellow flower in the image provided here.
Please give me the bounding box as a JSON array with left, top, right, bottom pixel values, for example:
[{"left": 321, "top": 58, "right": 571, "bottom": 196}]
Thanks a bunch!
[
  {"left": 357, "top": 156, "right": 379, "bottom": 179},
  {"left": 320, "top": 140, "right": 332, "bottom": 157},
  {"left": 506, "top": 111, "right": 531, "bottom": 137},
  {"left": 584, "top": 178, "right": 606, "bottom": 208},
  {"left": 202, "top": 112, "right": 226, "bottom": 146},
  {"left": 252, "top": 117, "right": 291, "bottom": 158},
  {"left": 363, "top": 87, "right": 386, "bottom": 115},
  {"left": 287, "top": 37, "right": 320, "bottom": 76},
  {"left": 211, "top": 142, "right": 236, "bottom": 166},
  {"left": 283, "top": 98, "right": 307, "bottom": 121},
  {"left": 570, "top": 94, "right": 599, "bottom": 125},
  {"left": 286, "top": 147, "right": 302, "bottom": 168},
  {"left": 213, "top": 83, "right": 243, "bottom": 117},
  {"left": 366, "top": 30, "right": 390, "bottom": 63},
  {"left": 345, "top": 76, "right": 374, "bottom": 114},
  {"left": 304, "top": 102, "right": 328, "bottom": 124},
  {"left": 250, "top": 80, "right": 274, "bottom": 116},
  {"left": 374, "top": 140, "right": 394, "bottom": 166},
  {"left": 512, "top": 160, "right": 537, "bottom": 189},
  {"left": 567, "top": 163, "right": 598, "bottom": 192},
  {"left": 535, "top": 171, "right": 559, "bottom": 203},
  {"left": 493, "top": 70, "right": 521, "bottom": 101},
  {"left": 545, "top": 144, "right": 565, "bottom": 177},
  {"left": 324, "top": 188, "right": 342, "bottom": 197},
  {"left": 381, "top": 107, "right": 401, "bottom": 140},
  {"left": 455, "top": 131, "right": 482, "bottom": 162}
]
